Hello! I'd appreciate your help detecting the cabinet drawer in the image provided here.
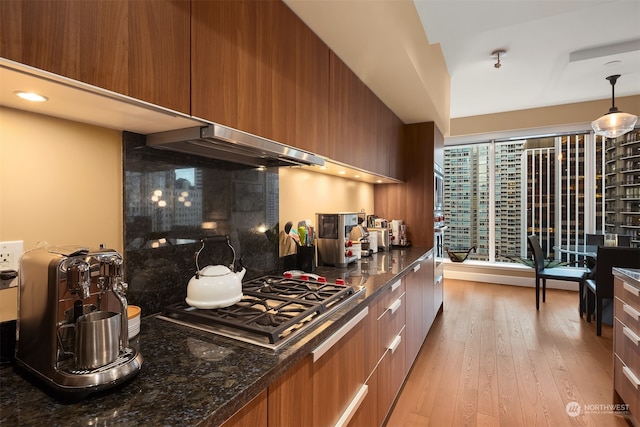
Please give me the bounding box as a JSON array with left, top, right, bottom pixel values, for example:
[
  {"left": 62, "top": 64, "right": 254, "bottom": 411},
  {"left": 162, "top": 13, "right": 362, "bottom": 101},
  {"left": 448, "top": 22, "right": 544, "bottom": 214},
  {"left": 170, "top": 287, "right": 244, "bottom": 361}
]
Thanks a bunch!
[
  {"left": 614, "top": 355, "right": 639, "bottom": 425},
  {"left": 615, "top": 319, "right": 640, "bottom": 375},
  {"left": 377, "top": 279, "right": 405, "bottom": 318},
  {"left": 377, "top": 292, "right": 405, "bottom": 361},
  {"left": 616, "top": 297, "right": 640, "bottom": 338},
  {"left": 376, "top": 328, "right": 407, "bottom": 426},
  {"left": 615, "top": 278, "right": 640, "bottom": 311}
]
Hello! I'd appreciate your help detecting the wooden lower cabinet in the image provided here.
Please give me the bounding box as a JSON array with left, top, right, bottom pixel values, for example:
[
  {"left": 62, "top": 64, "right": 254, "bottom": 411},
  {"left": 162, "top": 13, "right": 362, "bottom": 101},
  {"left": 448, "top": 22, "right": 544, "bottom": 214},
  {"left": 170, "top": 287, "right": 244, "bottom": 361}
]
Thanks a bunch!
[
  {"left": 248, "top": 259, "right": 437, "bottom": 427},
  {"left": 348, "top": 370, "right": 378, "bottom": 427},
  {"left": 221, "top": 390, "right": 267, "bottom": 427},
  {"left": 311, "top": 307, "right": 370, "bottom": 426},
  {"left": 405, "top": 252, "right": 435, "bottom": 366},
  {"left": 267, "top": 355, "right": 314, "bottom": 426},
  {"left": 614, "top": 275, "right": 640, "bottom": 426},
  {"left": 351, "top": 281, "right": 407, "bottom": 427}
]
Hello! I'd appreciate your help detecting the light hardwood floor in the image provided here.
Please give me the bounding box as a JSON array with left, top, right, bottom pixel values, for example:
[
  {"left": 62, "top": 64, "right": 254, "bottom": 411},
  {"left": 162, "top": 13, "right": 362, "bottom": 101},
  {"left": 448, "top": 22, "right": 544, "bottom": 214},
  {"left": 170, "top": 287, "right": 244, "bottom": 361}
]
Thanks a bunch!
[{"left": 386, "top": 279, "right": 629, "bottom": 427}]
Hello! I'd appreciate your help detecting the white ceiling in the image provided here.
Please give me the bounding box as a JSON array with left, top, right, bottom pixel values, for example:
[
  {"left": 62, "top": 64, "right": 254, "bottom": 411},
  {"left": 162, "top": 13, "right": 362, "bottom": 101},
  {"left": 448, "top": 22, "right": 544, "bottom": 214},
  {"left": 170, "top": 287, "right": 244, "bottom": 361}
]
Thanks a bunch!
[{"left": 285, "top": 0, "right": 640, "bottom": 121}]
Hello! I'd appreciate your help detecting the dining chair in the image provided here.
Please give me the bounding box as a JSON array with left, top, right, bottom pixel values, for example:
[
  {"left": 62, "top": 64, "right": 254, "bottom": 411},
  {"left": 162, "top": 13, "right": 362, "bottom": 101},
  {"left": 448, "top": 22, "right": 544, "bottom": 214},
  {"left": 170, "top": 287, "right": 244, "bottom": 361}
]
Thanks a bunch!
[
  {"left": 617, "top": 235, "right": 632, "bottom": 247},
  {"left": 582, "top": 234, "right": 603, "bottom": 273},
  {"left": 585, "top": 234, "right": 604, "bottom": 245},
  {"left": 585, "top": 246, "right": 640, "bottom": 335},
  {"left": 527, "top": 235, "right": 588, "bottom": 312}
]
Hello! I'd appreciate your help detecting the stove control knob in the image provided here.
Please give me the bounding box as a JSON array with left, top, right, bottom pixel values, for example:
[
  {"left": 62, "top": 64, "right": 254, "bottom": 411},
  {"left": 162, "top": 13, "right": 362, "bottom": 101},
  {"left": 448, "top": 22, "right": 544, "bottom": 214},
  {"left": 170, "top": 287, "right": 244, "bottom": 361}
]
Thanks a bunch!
[
  {"left": 346, "top": 250, "right": 353, "bottom": 257},
  {"left": 317, "top": 276, "right": 327, "bottom": 283},
  {"left": 335, "top": 278, "right": 345, "bottom": 286},
  {"left": 283, "top": 272, "right": 293, "bottom": 278},
  {"left": 346, "top": 241, "right": 353, "bottom": 247},
  {"left": 300, "top": 274, "right": 309, "bottom": 281}
]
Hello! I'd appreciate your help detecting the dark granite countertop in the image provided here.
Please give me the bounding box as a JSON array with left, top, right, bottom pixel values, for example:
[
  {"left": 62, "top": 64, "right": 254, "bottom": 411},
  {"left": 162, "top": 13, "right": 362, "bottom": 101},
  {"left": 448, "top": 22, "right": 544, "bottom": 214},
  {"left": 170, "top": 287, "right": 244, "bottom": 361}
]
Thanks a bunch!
[{"left": 0, "top": 247, "right": 431, "bottom": 427}]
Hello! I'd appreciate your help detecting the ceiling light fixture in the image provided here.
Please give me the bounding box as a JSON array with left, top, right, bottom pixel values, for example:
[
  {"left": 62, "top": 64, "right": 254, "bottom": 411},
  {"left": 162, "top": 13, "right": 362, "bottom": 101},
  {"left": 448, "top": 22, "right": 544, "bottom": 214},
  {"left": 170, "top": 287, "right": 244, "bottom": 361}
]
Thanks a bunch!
[
  {"left": 591, "top": 74, "right": 638, "bottom": 139},
  {"left": 491, "top": 49, "right": 506, "bottom": 69},
  {"left": 14, "top": 91, "right": 49, "bottom": 102}
]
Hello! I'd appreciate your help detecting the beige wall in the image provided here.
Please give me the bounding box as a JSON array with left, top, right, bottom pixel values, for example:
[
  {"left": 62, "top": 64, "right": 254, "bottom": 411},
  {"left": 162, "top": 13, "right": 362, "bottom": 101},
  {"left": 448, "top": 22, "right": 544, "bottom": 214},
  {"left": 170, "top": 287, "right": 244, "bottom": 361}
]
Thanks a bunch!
[
  {"left": 278, "top": 168, "right": 374, "bottom": 227},
  {"left": 450, "top": 95, "right": 640, "bottom": 138},
  {"left": 0, "top": 107, "right": 123, "bottom": 253}
]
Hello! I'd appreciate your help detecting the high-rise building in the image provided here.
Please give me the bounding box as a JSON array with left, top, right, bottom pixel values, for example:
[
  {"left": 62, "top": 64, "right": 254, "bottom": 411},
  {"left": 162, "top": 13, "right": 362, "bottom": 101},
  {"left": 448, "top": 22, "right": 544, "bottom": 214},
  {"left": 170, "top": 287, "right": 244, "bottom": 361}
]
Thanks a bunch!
[
  {"left": 443, "top": 132, "right": 633, "bottom": 265},
  {"left": 604, "top": 129, "right": 640, "bottom": 246},
  {"left": 494, "top": 141, "right": 525, "bottom": 259},
  {"left": 444, "top": 144, "right": 489, "bottom": 261}
]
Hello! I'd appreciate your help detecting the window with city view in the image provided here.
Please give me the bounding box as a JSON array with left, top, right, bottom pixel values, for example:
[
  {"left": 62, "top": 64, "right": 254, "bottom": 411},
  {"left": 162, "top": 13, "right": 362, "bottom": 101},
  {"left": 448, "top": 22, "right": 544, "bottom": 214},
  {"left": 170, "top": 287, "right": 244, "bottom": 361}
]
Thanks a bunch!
[{"left": 442, "top": 130, "right": 640, "bottom": 265}]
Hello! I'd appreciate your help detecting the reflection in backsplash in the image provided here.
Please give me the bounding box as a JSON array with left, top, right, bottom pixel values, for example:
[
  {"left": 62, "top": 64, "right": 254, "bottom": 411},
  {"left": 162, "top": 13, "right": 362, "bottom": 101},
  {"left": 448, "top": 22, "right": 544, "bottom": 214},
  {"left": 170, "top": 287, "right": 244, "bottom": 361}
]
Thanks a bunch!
[{"left": 123, "top": 132, "right": 282, "bottom": 316}]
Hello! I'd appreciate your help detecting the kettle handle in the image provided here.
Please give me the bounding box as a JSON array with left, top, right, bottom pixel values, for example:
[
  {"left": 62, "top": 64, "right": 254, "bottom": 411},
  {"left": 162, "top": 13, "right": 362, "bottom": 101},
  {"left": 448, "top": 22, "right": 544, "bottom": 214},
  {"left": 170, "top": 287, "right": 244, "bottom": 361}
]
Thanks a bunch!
[{"left": 194, "top": 235, "right": 236, "bottom": 279}]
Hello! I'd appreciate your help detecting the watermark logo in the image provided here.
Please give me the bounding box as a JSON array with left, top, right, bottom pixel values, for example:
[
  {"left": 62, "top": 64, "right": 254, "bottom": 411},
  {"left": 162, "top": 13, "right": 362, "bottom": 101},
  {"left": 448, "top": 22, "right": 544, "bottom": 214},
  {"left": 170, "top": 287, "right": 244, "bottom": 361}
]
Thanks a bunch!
[
  {"left": 565, "top": 401, "right": 629, "bottom": 417},
  {"left": 566, "top": 401, "right": 581, "bottom": 417}
]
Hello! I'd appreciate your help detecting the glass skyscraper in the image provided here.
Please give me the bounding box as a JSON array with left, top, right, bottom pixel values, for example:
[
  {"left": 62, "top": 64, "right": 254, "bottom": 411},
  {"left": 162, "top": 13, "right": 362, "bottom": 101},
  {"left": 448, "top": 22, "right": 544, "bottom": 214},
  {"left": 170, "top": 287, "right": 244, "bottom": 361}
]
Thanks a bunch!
[{"left": 442, "top": 130, "right": 640, "bottom": 265}]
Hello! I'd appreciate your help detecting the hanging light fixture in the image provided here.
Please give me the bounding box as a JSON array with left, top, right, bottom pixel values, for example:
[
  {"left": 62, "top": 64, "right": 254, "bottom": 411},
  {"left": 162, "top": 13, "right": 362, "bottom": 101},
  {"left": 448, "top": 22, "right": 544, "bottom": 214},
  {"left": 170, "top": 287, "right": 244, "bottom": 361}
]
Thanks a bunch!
[
  {"left": 591, "top": 74, "right": 638, "bottom": 139},
  {"left": 491, "top": 49, "right": 506, "bottom": 69}
]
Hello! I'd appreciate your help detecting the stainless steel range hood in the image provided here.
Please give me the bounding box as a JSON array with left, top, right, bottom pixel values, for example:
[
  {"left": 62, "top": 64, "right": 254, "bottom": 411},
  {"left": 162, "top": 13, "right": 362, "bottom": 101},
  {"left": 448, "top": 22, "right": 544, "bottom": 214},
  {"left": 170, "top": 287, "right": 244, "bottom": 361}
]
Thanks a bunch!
[{"left": 146, "top": 123, "right": 324, "bottom": 168}]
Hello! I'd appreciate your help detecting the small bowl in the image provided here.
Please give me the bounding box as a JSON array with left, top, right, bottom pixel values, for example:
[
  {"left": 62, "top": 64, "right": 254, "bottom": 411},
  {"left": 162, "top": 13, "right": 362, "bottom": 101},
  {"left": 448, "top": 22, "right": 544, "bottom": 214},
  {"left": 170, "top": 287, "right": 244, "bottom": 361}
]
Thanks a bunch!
[{"left": 127, "top": 305, "right": 141, "bottom": 338}]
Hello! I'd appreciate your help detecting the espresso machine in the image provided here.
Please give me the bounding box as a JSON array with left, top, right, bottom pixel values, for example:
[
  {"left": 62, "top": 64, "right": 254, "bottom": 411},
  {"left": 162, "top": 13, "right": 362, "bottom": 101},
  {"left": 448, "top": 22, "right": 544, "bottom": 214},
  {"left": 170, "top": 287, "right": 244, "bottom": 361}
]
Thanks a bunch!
[
  {"left": 15, "top": 245, "right": 142, "bottom": 397},
  {"left": 316, "top": 213, "right": 360, "bottom": 267}
]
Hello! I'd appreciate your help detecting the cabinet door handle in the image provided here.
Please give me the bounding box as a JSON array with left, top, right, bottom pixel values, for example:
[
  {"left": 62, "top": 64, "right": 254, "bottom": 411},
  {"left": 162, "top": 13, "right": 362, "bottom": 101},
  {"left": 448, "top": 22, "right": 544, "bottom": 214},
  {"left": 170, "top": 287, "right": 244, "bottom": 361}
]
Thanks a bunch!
[
  {"left": 391, "top": 280, "right": 402, "bottom": 292},
  {"left": 388, "top": 334, "right": 402, "bottom": 353},
  {"left": 389, "top": 298, "right": 402, "bottom": 314},
  {"left": 623, "top": 283, "right": 640, "bottom": 297},
  {"left": 623, "top": 366, "right": 640, "bottom": 390},
  {"left": 334, "top": 384, "right": 368, "bottom": 427},
  {"left": 312, "top": 307, "right": 368, "bottom": 363},
  {"left": 623, "top": 326, "right": 640, "bottom": 347},
  {"left": 413, "top": 264, "right": 421, "bottom": 273},
  {"left": 623, "top": 303, "right": 640, "bottom": 321}
]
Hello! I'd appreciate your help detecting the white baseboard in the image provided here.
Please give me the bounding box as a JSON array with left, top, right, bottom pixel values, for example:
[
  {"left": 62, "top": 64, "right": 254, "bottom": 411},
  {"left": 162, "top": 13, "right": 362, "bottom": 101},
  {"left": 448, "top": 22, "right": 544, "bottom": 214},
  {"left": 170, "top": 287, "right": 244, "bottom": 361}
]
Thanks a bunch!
[{"left": 443, "top": 260, "right": 580, "bottom": 292}]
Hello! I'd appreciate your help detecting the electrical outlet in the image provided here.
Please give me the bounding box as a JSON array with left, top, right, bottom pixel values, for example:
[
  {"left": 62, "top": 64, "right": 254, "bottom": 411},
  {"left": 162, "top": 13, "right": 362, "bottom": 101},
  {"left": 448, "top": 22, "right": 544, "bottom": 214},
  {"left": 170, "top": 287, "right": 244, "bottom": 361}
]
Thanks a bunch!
[{"left": 0, "top": 240, "right": 24, "bottom": 271}]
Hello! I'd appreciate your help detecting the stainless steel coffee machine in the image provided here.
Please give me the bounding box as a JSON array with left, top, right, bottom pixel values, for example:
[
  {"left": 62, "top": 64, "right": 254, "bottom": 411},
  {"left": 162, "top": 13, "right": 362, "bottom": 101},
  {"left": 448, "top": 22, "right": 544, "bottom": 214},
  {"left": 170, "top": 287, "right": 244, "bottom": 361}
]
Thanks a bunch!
[
  {"left": 316, "top": 213, "right": 359, "bottom": 267},
  {"left": 15, "top": 245, "right": 142, "bottom": 397}
]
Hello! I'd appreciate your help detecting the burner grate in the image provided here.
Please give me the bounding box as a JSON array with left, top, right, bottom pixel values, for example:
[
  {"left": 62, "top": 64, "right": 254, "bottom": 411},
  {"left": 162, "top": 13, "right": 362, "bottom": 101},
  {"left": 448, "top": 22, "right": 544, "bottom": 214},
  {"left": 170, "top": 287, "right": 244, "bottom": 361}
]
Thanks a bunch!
[{"left": 161, "top": 276, "right": 356, "bottom": 345}]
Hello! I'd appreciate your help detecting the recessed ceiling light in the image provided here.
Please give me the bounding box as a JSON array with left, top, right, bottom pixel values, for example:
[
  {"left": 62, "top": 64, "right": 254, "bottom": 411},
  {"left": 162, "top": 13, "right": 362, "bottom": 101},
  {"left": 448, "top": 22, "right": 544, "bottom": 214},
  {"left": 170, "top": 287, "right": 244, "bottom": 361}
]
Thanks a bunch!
[
  {"left": 354, "top": 174, "right": 361, "bottom": 178},
  {"left": 338, "top": 170, "right": 346, "bottom": 175},
  {"left": 14, "top": 91, "right": 49, "bottom": 102}
]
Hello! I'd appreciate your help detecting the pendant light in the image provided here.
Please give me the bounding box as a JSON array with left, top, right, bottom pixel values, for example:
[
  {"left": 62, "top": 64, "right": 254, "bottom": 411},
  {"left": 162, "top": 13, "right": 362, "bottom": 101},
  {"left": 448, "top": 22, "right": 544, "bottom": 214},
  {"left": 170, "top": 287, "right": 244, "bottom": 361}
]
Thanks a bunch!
[{"left": 591, "top": 74, "right": 638, "bottom": 139}]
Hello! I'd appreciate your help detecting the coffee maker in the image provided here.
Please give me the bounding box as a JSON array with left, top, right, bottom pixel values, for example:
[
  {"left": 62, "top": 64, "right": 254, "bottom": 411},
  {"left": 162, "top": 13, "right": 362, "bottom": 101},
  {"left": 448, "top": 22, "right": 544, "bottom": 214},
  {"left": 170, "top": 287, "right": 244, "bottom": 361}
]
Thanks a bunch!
[
  {"left": 15, "top": 245, "right": 142, "bottom": 397},
  {"left": 316, "top": 213, "right": 360, "bottom": 267}
]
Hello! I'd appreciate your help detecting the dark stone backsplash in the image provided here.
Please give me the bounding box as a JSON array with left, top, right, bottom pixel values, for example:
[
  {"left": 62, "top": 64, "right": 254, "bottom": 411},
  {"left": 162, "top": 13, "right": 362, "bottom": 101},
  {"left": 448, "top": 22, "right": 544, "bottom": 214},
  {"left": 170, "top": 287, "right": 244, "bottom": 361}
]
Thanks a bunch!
[{"left": 123, "top": 132, "right": 282, "bottom": 316}]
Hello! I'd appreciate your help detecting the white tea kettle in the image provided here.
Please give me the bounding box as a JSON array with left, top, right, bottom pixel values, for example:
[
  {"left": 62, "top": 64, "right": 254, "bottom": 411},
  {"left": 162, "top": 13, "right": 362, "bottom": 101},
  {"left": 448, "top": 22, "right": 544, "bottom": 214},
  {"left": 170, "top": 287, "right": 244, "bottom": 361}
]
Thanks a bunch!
[{"left": 186, "top": 236, "right": 246, "bottom": 309}]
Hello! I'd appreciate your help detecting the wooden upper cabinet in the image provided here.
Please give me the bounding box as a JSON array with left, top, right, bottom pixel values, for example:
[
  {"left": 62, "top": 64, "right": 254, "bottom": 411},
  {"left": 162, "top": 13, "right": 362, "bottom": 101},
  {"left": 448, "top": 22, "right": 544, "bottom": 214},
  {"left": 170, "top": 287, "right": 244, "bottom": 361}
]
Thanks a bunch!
[
  {"left": 329, "top": 51, "right": 404, "bottom": 178},
  {"left": 255, "top": 0, "right": 297, "bottom": 146},
  {"left": 128, "top": 1, "right": 190, "bottom": 114},
  {"left": 1, "top": 0, "right": 128, "bottom": 94},
  {"left": 292, "top": 6, "right": 330, "bottom": 156},
  {"left": 192, "top": 0, "right": 258, "bottom": 133},
  {"left": 0, "top": 0, "right": 190, "bottom": 114},
  {"left": 377, "top": 101, "right": 404, "bottom": 179},
  {"left": 329, "top": 51, "right": 370, "bottom": 169},
  {"left": 192, "top": 0, "right": 329, "bottom": 153}
]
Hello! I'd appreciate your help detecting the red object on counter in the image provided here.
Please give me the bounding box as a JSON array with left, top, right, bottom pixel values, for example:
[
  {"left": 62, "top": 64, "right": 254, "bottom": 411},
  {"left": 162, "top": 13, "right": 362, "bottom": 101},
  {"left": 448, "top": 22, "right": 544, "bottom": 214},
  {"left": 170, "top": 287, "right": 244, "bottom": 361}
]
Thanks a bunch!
[{"left": 335, "top": 278, "right": 345, "bottom": 286}]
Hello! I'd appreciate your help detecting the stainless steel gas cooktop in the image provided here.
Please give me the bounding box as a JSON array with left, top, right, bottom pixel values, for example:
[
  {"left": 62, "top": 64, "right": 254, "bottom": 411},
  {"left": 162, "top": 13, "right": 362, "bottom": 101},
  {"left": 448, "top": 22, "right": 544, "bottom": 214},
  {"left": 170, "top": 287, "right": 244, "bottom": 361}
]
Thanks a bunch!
[{"left": 158, "top": 275, "right": 364, "bottom": 350}]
